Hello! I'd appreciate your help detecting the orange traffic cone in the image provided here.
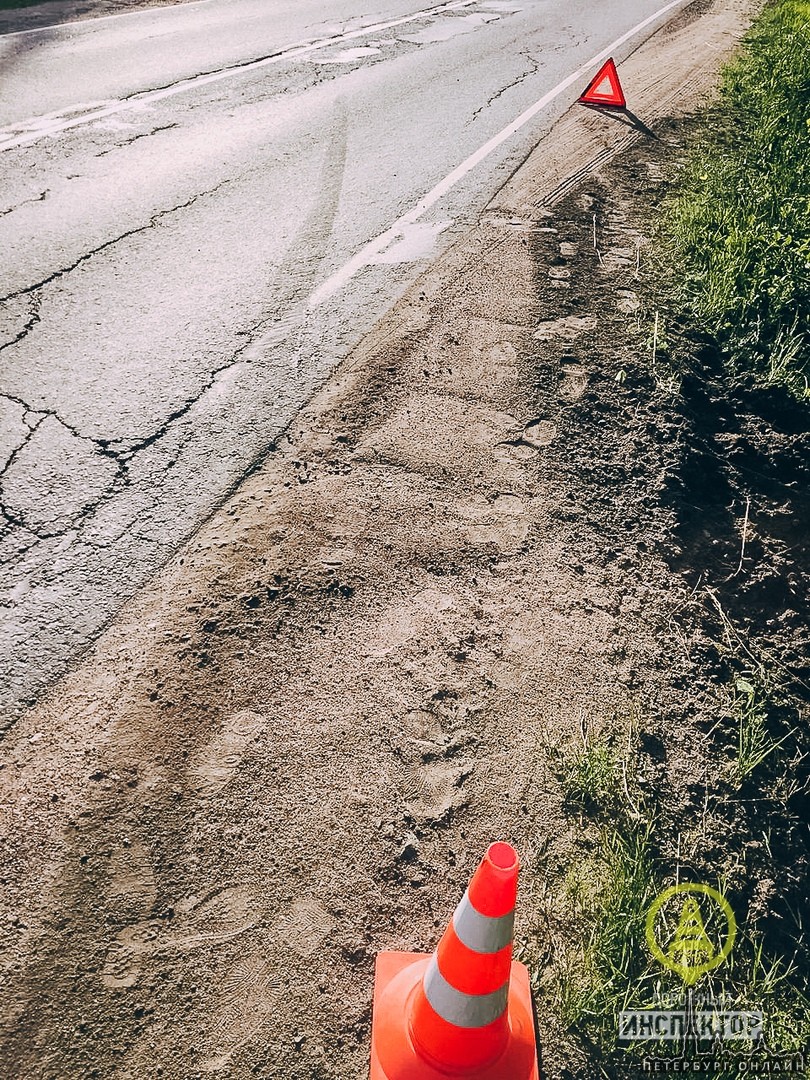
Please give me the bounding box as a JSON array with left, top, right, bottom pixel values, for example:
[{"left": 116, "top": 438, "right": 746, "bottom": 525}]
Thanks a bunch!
[{"left": 370, "top": 841, "right": 540, "bottom": 1080}]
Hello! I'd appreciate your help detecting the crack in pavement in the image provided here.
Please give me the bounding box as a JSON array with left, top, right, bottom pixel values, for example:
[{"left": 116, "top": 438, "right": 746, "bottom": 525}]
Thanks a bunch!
[
  {"left": 0, "top": 330, "right": 272, "bottom": 545},
  {"left": 0, "top": 390, "right": 128, "bottom": 539},
  {"left": 0, "top": 497, "right": 40, "bottom": 535},
  {"left": 0, "top": 176, "right": 266, "bottom": 544},
  {"left": 0, "top": 466, "right": 122, "bottom": 540},
  {"left": 96, "top": 1, "right": 474, "bottom": 99},
  {"left": 112, "top": 352, "right": 249, "bottom": 460},
  {"left": 0, "top": 297, "right": 40, "bottom": 355},
  {"left": 0, "top": 392, "right": 47, "bottom": 470},
  {"left": 470, "top": 51, "right": 540, "bottom": 121},
  {"left": 0, "top": 531, "right": 39, "bottom": 570},
  {"left": 207, "top": 102, "right": 349, "bottom": 372},
  {"left": 0, "top": 177, "right": 235, "bottom": 306},
  {"left": 0, "top": 189, "right": 48, "bottom": 218},
  {"left": 94, "top": 123, "right": 179, "bottom": 157},
  {"left": 88, "top": 109, "right": 348, "bottom": 460},
  {"left": 0, "top": 1, "right": 480, "bottom": 152},
  {"left": 0, "top": 389, "right": 123, "bottom": 471}
]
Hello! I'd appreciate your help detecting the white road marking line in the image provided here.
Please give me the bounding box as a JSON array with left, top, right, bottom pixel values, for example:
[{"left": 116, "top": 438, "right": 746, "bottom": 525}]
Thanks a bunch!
[
  {"left": 0, "top": 0, "right": 477, "bottom": 151},
  {"left": 0, "top": 0, "right": 215, "bottom": 39},
  {"left": 309, "top": 0, "right": 688, "bottom": 307}
]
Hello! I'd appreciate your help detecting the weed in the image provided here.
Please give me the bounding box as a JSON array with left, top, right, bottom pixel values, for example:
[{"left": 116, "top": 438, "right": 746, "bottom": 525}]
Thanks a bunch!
[
  {"left": 557, "top": 822, "right": 658, "bottom": 1032},
  {"left": 559, "top": 737, "right": 618, "bottom": 814},
  {"left": 705, "top": 589, "right": 798, "bottom": 785},
  {"left": 540, "top": 708, "right": 809, "bottom": 1075},
  {"left": 732, "top": 674, "right": 789, "bottom": 783}
]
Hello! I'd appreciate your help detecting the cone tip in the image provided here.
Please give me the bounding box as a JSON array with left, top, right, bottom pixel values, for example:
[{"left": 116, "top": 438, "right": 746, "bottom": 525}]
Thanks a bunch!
[{"left": 486, "top": 841, "right": 519, "bottom": 874}]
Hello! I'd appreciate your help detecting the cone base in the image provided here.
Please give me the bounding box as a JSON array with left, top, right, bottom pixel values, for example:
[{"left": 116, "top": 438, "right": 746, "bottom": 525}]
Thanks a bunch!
[{"left": 370, "top": 952, "right": 540, "bottom": 1080}]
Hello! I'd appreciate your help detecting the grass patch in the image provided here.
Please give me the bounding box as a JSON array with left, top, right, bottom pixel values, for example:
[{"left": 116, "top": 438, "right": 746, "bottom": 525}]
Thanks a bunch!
[
  {"left": 556, "top": 820, "right": 657, "bottom": 1034},
  {"left": 662, "top": 0, "right": 810, "bottom": 398},
  {"left": 539, "top": 724, "right": 810, "bottom": 1077},
  {"left": 730, "top": 671, "right": 789, "bottom": 783},
  {"left": 706, "top": 589, "right": 803, "bottom": 790},
  {"left": 557, "top": 727, "right": 620, "bottom": 815}
]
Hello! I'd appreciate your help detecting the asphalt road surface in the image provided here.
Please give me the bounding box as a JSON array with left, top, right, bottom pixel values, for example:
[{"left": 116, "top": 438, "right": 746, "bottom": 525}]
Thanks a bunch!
[{"left": 0, "top": 0, "right": 686, "bottom": 725}]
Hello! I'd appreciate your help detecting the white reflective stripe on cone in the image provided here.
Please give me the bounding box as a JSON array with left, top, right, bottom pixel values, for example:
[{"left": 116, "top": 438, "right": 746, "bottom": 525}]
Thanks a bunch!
[
  {"left": 452, "top": 889, "right": 515, "bottom": 954},
  {"left": 422, "top": 955, "right": 510, "bottom": 1029}
]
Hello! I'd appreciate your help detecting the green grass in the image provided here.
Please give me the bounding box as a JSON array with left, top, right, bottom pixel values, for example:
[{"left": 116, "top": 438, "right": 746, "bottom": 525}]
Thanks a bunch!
[
  {"left": 664, "top": 0, "right": 810, "bottom": 399},
  {"left": 731, "top": 672, "right": 790, "bottom": 783},
  {"left": 541, "top": 730, "right": 810, "bottom": 1077},
  {"left": 548, "top": 735, "right": 660, "bottom": 1053},
  {"left": 556, "top": 820, "right": 658, "bottom": 1033},
  {"left": 707, "top": 589, "right": 799, "bottom": 786},
  {"left": 559, "top": 735, "right": 619, "bottom": 814}
]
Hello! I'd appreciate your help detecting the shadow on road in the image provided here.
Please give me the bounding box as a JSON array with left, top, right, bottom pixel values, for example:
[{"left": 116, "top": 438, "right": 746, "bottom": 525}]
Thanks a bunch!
[{"left": 0, "top": 0, "right": 197, "bottom": 35}]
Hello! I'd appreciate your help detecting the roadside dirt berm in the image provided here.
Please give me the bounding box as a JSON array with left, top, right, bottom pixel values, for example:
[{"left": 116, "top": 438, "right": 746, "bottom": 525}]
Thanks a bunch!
[{"left": 369, "top": 841, "right": 540, "bottom": 1079}]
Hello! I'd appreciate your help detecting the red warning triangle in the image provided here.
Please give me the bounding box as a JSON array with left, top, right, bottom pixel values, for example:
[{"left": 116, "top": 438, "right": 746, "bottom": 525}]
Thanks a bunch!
[{"left": 578, "top": 58, "right": 626, "bottom": 109}]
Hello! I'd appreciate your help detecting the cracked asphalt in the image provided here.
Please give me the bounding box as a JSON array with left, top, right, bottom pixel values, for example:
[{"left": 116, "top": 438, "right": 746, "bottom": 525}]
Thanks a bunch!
[{"left": 1, "top": 0, "right": 685, "bottom": 725}]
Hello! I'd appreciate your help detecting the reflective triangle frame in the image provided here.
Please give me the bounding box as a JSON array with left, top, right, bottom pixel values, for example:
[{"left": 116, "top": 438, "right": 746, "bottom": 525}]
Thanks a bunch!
[{"left": 578, "top": 57, "right": 626, "bottom": 109}]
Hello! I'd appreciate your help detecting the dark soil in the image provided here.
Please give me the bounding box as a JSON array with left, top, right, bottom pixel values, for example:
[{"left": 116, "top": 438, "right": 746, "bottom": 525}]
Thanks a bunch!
[{"left": 525, "top": 112, "right": 810, "bottom": 1076}]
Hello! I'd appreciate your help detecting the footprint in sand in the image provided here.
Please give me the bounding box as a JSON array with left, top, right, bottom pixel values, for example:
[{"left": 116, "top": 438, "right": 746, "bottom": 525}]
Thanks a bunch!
[
  {"left": 100, "top": 839, "right": 158, "bottom": 988},
  {"left": 522, "top": 420, "right": 558, "bottom": 448},
  {"left": 558, "top": 358, "right": 589, "bottom": 401},
  {"left": 166, "top": 885, "right": 256, "bottom": 949},
  {"left": 101, "top": 885, "right": 256, "bottom": 989},
  {"left": 466, "top": 341, "right": 517, "bottom": 390},
  {"left": 273, "top": 897, "right": 336, "bottom": 959},
  {"left": 394, "top": 757, "right": 474, "bottom": 823},
  {"left": 534, "top": 314, "right": 597, "bottom": 342},
  {"left": 459, "top": 492, "right": 531, "bottom": 552},
  {"left": 187, "top": 709, "right": 266, "bottom": 796},
  {"left": 386, "top": 709, "right": 475, "bottom": 823},
  {"left": 201, "top": 951, "right": 280, "bottom": 1072},
  {"left": 100, "top": 944, "right": 143, "bottom": 990},
  {"left": 106, "top": 839, "right": 157, "bottom": 907},
  {"left": 365, "top": 589, "right": 458, "bottom": 657}
]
